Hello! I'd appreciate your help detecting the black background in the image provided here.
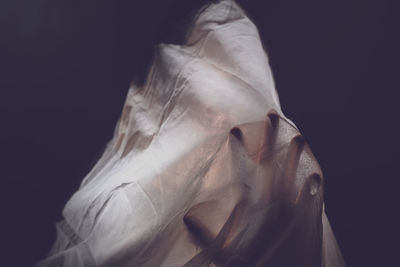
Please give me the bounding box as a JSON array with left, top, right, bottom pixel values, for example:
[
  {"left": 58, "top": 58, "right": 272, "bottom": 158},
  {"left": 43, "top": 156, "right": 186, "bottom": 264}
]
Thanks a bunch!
[{"left": 1, "top": 0, "right": 399, "bottom": 266}]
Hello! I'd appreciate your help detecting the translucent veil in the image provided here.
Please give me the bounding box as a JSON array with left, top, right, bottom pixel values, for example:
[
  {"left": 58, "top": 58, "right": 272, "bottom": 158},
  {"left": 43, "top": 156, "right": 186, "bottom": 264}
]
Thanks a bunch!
[{"left": 38, "top": 1, "right": 345, "bottom": 266}]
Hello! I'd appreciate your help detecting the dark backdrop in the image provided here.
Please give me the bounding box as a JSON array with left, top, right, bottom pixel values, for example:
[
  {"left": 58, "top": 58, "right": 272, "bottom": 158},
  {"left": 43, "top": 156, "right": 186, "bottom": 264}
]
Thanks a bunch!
[{"left": 1, "top": 0, "right": 399, "bottom": 266}]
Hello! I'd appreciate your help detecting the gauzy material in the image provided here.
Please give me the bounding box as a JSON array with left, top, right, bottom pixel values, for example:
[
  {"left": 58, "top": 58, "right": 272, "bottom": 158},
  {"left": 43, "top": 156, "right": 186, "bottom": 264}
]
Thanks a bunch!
[{"left": 38, "top": 1, "right": 345, "bottom": 266}]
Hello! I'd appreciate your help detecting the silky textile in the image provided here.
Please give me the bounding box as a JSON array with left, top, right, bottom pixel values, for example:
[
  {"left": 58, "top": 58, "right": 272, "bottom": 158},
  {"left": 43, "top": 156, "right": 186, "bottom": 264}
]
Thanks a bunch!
[{"left": 38, "top": 1, "right": 345, "bottom": 266}]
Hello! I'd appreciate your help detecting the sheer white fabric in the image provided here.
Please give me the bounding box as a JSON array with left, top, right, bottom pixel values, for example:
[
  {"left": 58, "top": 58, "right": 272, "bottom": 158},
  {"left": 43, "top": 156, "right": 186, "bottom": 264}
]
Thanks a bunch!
[{"left": 38, "top": 1, "right": 345, "bottom": 266}]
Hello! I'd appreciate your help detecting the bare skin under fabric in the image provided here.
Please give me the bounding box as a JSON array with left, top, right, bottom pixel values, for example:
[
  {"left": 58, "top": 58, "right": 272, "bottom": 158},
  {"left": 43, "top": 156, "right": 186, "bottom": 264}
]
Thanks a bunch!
[{"left": 38, "top": 1, "right": 345, "bottom": 266}]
